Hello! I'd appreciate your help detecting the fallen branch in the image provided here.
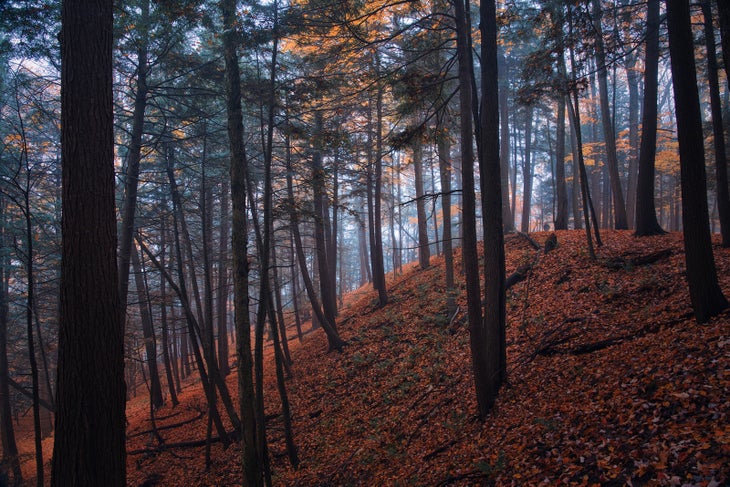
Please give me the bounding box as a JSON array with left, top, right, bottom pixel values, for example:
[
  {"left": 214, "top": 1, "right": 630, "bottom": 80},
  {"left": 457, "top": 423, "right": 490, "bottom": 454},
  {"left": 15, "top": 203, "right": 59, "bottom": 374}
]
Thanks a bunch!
[
  {"left": 505, "top": 264, "right": 533, "bottom": 290},
  {"left": 127, "top": 429, "right": 239, "bottom": 456},
  {"left": 129, "top": 410, "right": 205, "bottom": 438},
  {"left": 512, "top": 231, "right": 541, "bottom": 250},
  {"left": 435, "top": 470, "right": 490, "bottom": 486},
  {"left": 605, "top": 249, "right": 672, "bottom": 270},
  {"left": 422, "top": 439, "right": 458, "bottom": 461}
]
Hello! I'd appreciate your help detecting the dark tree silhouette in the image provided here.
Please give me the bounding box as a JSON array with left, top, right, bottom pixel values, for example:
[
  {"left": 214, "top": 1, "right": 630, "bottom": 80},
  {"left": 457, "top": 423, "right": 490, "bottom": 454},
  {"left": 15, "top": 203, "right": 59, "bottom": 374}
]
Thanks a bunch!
[
  {"left": 52, "top": 0, "right": 126, "bottom": 484},
  {"left": 665, "top": 0, "right": 728, "bottom": 322},
  {"left": 477, "top": 0, "right": 506, "bottom": 416},
  {"left": 635, "top": 0, "right": 665, "bottom": 236}
]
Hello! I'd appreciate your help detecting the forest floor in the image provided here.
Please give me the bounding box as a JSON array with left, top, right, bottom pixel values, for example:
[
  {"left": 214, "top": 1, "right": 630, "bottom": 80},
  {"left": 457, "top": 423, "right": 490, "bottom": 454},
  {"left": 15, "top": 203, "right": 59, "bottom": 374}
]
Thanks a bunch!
[{"left": 19, "top": 230, "right": 730, "bottom": 486}]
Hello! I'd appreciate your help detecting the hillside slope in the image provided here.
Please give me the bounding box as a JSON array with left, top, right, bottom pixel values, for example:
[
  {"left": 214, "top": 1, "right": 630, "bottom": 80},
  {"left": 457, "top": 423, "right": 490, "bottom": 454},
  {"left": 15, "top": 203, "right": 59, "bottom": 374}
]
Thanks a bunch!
[{"left": 126, "top": 230, "right": 729, "bottom": 487}]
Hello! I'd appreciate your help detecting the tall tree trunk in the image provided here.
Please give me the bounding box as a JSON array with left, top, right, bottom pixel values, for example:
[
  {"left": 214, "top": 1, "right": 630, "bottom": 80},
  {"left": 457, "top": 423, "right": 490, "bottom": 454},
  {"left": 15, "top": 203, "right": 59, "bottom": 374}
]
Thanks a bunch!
[
  {"left": 454, "top": 0, "right": 485, "bottom": 417},
  {"left": 554, "top": 95, "right": 569, "bottom": 229},
  {"left": 499, "top": 52, "right": 514, "bottom": 232},
  {"left": 200, "top": 146, "right": 218, "bottom": 392},
  {"left": 166, "top": 148, "right": 239, "bottom": 429},
  {"left": 328, "top": 153, "right": 339, "bottom": 310},
  {"left": 158, "top": 212, "right": 179, "bottom": 406},
  {"left": 389, "top": 154, "right": 400, "bottom": 274},
  {"left": 718, "top": 1, "right": 730, "bottom": 88},
  {"left": 520, "top": 105, "right": 534, "bottom": 233},
  {"left": 285, "top": 128, "right": 346, "bottom": 352},
  {"left": 217, "top": 180, "right": 231, "bottom": 376},
  {"left": 220, "top": 0, "right": 261, "bottom": 477},
  {"left": 624, "top": 48, "right": 640, "bottom": 228},
  {"left": 569, "top": 107, "right": 582, "bottom": 230},
  {"left": 20, "top": 155, "right": 43, "bottom": 486},
  {"left": 371, "top": 81, "right": 388, "bottom": 306},
  {"left": 118, "top": 0, "right": 150, "bottom": 314},
  {"left": 312, "top": 112, "right": 338, "bottom": 328},
  {"left": 701, "top": 0, "right": 730, "bottom": 246},
  {"left": 131, "top": 245, "right": 164, "bottom": 409},
  {"left": 0, "top": 198, "right": 22, "bottom": 486},
  {"left": 437, "top": 127, "right": 455, "bottom": 313},
  {"left": 477, "top": 0, "right": 506, "bottom": 416},
  {"left": 358, "top": 204, "right": 371, "bottom": 286},
  {"left": 271, "top": 243, "right": 292, "bottom": 366},
  {"left": 666, "top": 0, "right": 728, "bottom": 322},
  {"left": 592, "top": 0, "right": 628, "bottom": 229},
  {"left": 53, "top": 0, "right": 126, "bottom": 482},
  {"left": 289, "top": 235, "right": 304, "bottom": 342},
  {"left": 413, "top": 136, "right": 430, "bottom": 269},
  {"left": 635, "top": 0, "right": 665, "bottom": 236}
]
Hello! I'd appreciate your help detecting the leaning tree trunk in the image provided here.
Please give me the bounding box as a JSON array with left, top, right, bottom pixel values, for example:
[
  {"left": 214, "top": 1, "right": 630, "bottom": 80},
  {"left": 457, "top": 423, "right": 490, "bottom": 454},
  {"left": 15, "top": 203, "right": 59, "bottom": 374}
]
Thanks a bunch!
[
  {"left": 158, "top": 212, "right": 179, "bottom": 406},
  {"left": 131, "top": 245, "right": 164, "bottom": 409},
  {"left": 285, "top": 132, "right": 346, "bottom": 352}
]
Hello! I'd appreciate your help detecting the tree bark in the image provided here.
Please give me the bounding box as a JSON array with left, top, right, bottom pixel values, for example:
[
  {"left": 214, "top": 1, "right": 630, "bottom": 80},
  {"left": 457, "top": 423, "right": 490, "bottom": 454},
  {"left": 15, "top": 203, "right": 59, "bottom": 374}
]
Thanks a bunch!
[
  {"left": 371, "top": 81, "right": 388, "bottom": 306},
  {"left": 413, "top": 136, "right": 431, "bottom": 269},
  {"left": 0, "top": 198, "right": 22, "bottom": 486},
  {"left": 477, "top": 0, "right": 507, "bottom": 416},
  {"left": 666, "top": 0, "right": 728, "bottom": 322},
  {"left": 520, "top": 104, "right": 534, "bottom": 233},
  {"left": 592, "top": 0, "right": 628, "bottom": 229},
  {"left": 158, "top": 212, "right": 179, "bottom": 406},
  {"left": 131, "top": 245, "right": 164, "bottom": 409},
  {"left": 220, "top": 0, "right": 261, "bottom": 477},
  {"left": 701, "top": 0, "right": 730, "bottom": 247},
  {"left": 635, "top": 0, "right": 665, "bottom": 236},
  {"left": 312, "top": 112, "right": 338, "bottom": 328},
  {"left": 285, "top": 133, "right": 346, "bottom": 352},
  {"left": 499, "top": 52, "right": 514, "bottom": 232},
  {"left": 118, "top": 0, "right": 150, "bottom": 314},
  {"left": 53, "top": 0, "right": 126, "bottom": 483},
  {"left": 717, "top": 0, "right": 730, "bottom": 88},
  {"left": 437, "top": 127, "right": 455, "bottom": 313},
  {"left": 454, "top": 0, "right": 485, "bottom": 417},
  {"left": 217, "top": 180, "right": 231, "bottom": 376},
  {"left": 554, "top": 95, "right": 568, "bottom": 230}
]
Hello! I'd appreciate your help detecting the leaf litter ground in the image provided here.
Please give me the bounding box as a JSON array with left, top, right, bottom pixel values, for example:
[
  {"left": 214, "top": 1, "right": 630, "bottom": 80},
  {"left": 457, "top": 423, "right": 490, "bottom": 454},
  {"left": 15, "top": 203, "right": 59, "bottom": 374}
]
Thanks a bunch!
[{"left": 20, "top": 230, "right": 728, "bottom": 486}]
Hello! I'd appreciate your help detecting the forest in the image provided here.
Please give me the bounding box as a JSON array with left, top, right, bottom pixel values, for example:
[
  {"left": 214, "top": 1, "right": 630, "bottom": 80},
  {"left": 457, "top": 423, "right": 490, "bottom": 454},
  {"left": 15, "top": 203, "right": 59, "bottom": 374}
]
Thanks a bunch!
[{"left": 0, "top": 0, "right": 728, "bottom": 485}]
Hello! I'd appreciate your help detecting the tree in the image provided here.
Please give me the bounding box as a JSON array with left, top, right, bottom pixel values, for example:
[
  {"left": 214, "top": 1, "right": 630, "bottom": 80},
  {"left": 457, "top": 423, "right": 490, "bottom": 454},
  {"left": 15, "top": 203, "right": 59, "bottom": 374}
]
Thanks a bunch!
[
  {"left": 665, "top": 0, "right": 728, "bottom": 323},
  {"left": 591, "top": 0, "right": 628, "bottom": 229},
  {"left": 52, "top": 0, "right": 126, "bottom": 484},
  {"left": 477, "top": 0, "right": 506, "bottom": 416},
  {"left": 717, "top": 0, "right": 730, "bottom": 86},
  {"left": 701, "top": 0, "right": 730, "bottom": 247},
  {"left": 634, "top": 0, "right": 664, "bottom": 236},
  {"left": 453, "top": 0, "right": 488, "bottom": 417},
  {"left": 0, "top": 197, "right": 21, "bottom": 486},
  {"left": 221, "top": 0, "right": 261, "bottom": 482}
]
